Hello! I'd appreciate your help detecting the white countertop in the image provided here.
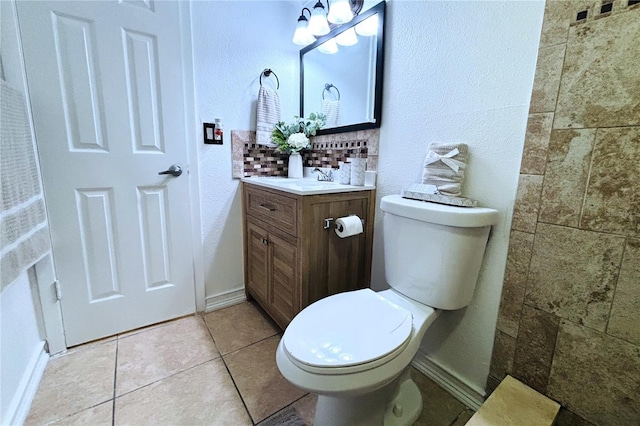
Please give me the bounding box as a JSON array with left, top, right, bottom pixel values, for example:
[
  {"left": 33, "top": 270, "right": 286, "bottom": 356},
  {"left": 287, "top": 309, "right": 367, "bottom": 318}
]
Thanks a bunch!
[{"left": 241, "top": 176, "right": 375, "bottom": 196}]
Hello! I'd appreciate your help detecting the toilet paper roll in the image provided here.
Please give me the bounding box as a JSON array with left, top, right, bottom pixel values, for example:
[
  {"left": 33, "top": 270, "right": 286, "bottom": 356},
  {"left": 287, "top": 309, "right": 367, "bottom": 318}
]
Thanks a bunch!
[{"left": 335, "top": 215, "right": 363, "bottom": 238}]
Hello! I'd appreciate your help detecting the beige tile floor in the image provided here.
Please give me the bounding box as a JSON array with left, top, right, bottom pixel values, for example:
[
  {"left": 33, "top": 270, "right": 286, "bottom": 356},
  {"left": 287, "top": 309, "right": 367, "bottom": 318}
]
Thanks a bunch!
[{"left": 26, "top": 301, "right": 473, "bottom": 425}]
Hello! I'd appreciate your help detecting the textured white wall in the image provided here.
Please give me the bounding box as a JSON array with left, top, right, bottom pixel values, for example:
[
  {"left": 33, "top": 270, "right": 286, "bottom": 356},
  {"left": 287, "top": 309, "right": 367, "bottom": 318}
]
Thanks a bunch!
[
  {"left": 371, "top": 0, "right": 544, "bottom": 392},
  {"left": 191, "top": 1, "right": 300, "bottom": 301}
]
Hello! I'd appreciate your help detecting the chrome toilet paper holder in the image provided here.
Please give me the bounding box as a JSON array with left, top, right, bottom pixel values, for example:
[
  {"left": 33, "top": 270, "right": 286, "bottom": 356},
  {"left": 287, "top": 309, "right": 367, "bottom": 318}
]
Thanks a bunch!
[{"left": 323, "top": 215, "right": 365, "bottom": 231}]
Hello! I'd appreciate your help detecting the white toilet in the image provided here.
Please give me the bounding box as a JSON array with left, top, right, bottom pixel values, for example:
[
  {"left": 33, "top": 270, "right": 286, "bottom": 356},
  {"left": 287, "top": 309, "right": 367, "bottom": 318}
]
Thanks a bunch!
[{"left": 276, "top": 194, "right": 499, "bottom": 426}]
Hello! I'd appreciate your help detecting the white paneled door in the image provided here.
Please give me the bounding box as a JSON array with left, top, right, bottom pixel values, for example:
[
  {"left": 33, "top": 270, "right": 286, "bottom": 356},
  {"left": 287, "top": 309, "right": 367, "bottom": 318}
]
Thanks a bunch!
[{"left": 17, "top": 1, "right": 195, "bottom": 346}]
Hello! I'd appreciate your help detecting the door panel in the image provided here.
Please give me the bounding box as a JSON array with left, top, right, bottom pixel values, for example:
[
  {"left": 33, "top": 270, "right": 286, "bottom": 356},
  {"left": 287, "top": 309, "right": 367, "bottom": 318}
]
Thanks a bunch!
[
  {"left": 269, "top": 232, "right": 298, "bottom": 326},
  {"left": 75, "top": 188, "right": 120, "bottom": 301},
  {"left": 17, "top": 0, "right": 195, "bottom": 345},
  {"left": 246, "top": 221, "right": 269, "bottom": 307},
  {"left": 137, "top": 186, "right": 172, "bottom": 289},
  {"left": 306, "top": 198, "right": 368, "bottom": 303}
]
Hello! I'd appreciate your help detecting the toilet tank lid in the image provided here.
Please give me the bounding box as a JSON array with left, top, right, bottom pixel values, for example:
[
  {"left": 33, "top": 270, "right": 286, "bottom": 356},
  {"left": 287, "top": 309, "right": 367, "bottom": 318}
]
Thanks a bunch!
[{"left": 381, "top": 194, "right": 499, "bottom": 227}]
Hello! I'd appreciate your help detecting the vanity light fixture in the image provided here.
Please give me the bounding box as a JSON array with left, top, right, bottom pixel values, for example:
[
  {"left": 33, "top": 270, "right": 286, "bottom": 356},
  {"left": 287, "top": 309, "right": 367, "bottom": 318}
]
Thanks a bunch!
[
  {"left": 327, "top": 0, "right": 353, "bottom": 24},
  {"left": 295, "top": 0, "right": 365, "bottom": 46},
  {"left": 335, "top": 27, "right": 358, "bottom": 46},
  {"left": 308, "top": 1, "right": 331, "bottom": 36},
  {"left": 293, "top": 8, "right": 316, "bottom": 46}
]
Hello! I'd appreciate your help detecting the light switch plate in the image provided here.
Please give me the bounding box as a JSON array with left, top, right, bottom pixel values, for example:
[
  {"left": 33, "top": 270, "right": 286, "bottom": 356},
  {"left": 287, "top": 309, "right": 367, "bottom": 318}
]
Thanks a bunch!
[{"left": 203, "top": 122, "right": 221, "bottom": 145}]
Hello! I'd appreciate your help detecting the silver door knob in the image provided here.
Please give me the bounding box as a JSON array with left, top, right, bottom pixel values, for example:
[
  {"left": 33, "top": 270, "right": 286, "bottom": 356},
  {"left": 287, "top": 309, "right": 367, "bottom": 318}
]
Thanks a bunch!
[{"left": 158, "top": 164, "right": 182, "bottom": 177}]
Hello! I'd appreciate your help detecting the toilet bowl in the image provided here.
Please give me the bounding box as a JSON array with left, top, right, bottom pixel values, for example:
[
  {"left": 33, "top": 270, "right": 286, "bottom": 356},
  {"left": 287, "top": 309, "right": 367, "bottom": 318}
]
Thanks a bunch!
[
  {"left": 276, "top": 195, "right": 499, "bottom": 425},
  {"left": 276, "top": 288, "right": 439, "bottom": 425}
]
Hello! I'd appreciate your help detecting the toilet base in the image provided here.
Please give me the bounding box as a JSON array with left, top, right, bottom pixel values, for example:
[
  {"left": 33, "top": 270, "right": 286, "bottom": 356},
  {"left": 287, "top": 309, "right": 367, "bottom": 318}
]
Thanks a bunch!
[{"left": 313, "top": 368, "right": 423, "bottom": 426}]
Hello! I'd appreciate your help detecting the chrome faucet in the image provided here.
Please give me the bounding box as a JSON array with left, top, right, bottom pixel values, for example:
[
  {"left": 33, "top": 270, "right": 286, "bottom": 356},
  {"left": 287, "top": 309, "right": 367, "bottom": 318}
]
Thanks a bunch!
[{"left": 313, "top": 167, "right": 333, "bottom": 182}]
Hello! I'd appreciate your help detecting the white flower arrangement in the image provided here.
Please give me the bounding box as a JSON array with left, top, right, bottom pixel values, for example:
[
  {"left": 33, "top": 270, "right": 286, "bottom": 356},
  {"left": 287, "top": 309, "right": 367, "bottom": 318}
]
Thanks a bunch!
[
  {"left": 286, "top": 133, "right": 310, "bottom": 152},
  {"left": 271, "top": 113, "right": 326, "bottom": 154}
]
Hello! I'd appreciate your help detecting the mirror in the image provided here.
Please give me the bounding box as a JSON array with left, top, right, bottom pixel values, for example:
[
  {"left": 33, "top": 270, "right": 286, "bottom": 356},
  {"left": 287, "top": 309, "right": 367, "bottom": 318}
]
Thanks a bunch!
[{"left": 300, "top": 1, "right": 385, "bottom": 134}]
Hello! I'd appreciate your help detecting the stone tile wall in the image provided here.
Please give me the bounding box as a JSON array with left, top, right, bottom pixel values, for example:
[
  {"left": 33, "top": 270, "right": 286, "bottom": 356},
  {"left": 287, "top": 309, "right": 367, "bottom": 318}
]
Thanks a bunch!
[
  {"left": 489, "top": 2, "right": 640, "bottom": 425},
  {"left": 231, "top": 129, "right": 379, "bottom": 178}
]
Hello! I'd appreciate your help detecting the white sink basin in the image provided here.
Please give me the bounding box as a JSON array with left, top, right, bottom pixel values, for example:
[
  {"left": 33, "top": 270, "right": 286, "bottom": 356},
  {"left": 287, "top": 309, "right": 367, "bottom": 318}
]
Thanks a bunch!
[{"left": 241, "top": 177, "right": 374, "bottom": 195}]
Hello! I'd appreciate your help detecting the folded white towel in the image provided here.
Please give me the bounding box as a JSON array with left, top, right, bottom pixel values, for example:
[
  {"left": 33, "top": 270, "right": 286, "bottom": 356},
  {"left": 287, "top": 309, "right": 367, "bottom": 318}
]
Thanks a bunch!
[
  {"left": 1, "top": 81, "right": 50, "bottom": 288},
  {"left": 256, "top": 86, "right": 280, "bottom": 147},
  {"left": 322, "top": 100, "right": 340, "bottom": 127},
  {"left": 422, "top": 142, "right": 468, "bottom": 196}
]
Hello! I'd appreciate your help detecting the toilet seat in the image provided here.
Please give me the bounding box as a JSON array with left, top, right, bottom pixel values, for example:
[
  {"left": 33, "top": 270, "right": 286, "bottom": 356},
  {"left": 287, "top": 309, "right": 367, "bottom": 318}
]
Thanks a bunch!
[{"left": 282, "top": 289, "right": 413, "bottom": 375}]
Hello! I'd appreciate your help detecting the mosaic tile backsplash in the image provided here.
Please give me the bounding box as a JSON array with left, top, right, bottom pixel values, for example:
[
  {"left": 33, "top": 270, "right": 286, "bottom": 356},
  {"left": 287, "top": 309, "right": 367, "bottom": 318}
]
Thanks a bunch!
[{"left": 231, "top": 129, "right": 379, "bottom": 178}]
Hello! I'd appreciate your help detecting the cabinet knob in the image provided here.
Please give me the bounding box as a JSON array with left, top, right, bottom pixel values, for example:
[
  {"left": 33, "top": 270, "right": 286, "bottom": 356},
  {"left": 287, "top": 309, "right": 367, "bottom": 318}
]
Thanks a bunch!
[{"left": 261, "top": 237, "right": 269, "bottom": 245}]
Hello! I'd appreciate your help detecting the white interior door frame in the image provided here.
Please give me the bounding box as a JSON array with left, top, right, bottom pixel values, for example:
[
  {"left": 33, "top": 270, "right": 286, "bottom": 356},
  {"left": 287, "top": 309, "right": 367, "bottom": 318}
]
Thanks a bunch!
[
  {"left": 177, "top": 0, "right": 205, "bottom": 313},
  {"left": 13, "top": 0, "right": 203, "bottom": 351},
  {"left": 8, "top": 0, "right": 66, "bottom": 354}
]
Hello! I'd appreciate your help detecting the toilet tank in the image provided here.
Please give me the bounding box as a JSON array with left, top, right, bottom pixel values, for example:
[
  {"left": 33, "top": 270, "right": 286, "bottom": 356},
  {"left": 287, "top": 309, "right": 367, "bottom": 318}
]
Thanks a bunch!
[{"left": 380, "top": 195, "right": 499, "bottom": 310}]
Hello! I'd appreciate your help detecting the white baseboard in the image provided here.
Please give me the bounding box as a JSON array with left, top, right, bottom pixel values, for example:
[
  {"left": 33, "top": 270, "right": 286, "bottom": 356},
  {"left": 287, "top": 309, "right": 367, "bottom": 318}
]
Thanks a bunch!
[
  {"left": 204, "top": 288, "right": 246, "bottom": 313},
  {"left": 6, "top": 342, "right": 49, "bottom": 425},
  {"left": 412, "top": 351, "right": 485, "bottom": 411}
]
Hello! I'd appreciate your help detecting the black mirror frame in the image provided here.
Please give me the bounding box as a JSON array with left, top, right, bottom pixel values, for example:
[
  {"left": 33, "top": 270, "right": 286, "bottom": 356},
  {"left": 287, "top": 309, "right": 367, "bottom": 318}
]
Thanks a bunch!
[{"left": 300, "top": 1, "right": 385, "bottom": 135}]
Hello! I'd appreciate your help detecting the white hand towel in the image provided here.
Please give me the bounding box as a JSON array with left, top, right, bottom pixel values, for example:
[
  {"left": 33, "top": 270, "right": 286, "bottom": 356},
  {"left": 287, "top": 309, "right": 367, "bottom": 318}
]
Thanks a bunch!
[
  {"left": 1, "top": 81, "right": 51, "bottom": 287},
  {"left": 421, "top": 142, "right": 468, "bottom": 196},
  {"left": 321, "top": 99, "right": 340, "bottom": 128},
  {"left": 256, "top": 86, "right": 280, "bottom": 147}
]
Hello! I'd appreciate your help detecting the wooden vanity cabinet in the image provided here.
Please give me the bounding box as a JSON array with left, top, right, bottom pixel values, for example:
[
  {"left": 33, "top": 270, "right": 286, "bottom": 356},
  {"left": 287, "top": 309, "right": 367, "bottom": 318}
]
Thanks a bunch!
[{"left": 242, "top": 182, "right": 376, "bottom": 329}]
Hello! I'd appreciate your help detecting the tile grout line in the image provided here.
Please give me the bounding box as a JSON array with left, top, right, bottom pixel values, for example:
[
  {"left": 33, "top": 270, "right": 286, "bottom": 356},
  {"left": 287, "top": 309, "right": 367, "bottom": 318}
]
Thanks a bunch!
[
  {"left": 35, "top": 339, "right": 122, "bottom": 424},
  {"left": 112, "top": 315, "right": 222, "bottom": 399},
  {"left": 205, "top": 303, "right": 316, "bottom": 423},
  {"left": 220, "top": 332, "right": 282, "bottom": 358},
  {"left": 603, "top": 237, "right": 628, "bottom": 336},
  {"left": 199, "top": 313, "right": 256, "bottom": 425},
  {"left": 112, "top": 336, "right": 119, "bottom": 426},
  {"left": 113, "top": 357, "right": 221, "bottom": 399},
  {"left": 220, "top": 354, "right": 257, "bottom": 425},
  {"left": 116, "top": 313, "right": 196, "bottom": 341},
  {"left": 232, "top": 334, "right": 298, "bottom": 425}
]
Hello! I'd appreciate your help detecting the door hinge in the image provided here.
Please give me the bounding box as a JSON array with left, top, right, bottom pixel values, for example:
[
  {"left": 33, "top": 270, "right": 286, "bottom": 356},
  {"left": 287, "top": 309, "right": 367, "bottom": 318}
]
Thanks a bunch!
[{"left": 54, "top": 280, "right": 62, "bottom": 301}]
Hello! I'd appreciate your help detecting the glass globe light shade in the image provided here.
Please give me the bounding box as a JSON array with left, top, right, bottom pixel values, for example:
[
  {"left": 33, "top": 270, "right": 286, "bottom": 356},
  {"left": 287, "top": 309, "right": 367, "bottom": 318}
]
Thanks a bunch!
[
  {"left": 355, "top": 14, "right": 378, "bottom": 37},
  {"left": 318, "top": 38, "right": 339, "bottom": 54},
  {"left": 336, "top": 27, "right": 358, "bottom": 46},
  {"left": 292, "top": 17, "right": 316, "bottom": 46},
  {"left": 327, "top": 0, "right": 353, "bottom": 25},
  {"left": 308, "top": 2, "right": 330, "bottom": 36}
]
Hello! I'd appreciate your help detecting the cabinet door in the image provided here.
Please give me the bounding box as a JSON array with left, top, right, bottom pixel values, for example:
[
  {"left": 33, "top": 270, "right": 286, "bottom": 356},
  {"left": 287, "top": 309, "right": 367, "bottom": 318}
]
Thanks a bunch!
[
  {"left": 246, "top": 221, "right": 270, "bottom": 307},
  {"left": 268, "top": 232, "right": 298, "bottom": 326},
  {"left": 306, "top": 198, "right": 369, "bottom": 304}
]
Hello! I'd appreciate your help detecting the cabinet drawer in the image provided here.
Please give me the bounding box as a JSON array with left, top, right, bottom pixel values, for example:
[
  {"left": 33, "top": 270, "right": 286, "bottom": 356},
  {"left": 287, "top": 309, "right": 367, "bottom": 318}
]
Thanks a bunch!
[{"left": 245, "top": 186, "right": 298, "bottom": 236}]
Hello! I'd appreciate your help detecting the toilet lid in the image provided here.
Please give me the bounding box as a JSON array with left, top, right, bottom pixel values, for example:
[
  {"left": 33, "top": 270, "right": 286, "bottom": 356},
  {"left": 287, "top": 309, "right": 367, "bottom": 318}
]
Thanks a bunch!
[{"left": 283, "top": 289, "right": 413, "bottom": 368}]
